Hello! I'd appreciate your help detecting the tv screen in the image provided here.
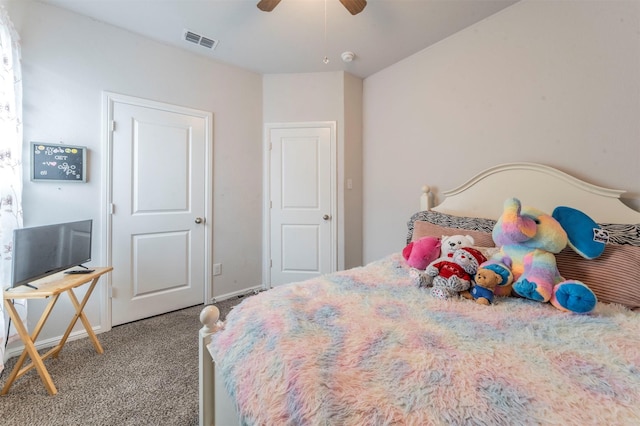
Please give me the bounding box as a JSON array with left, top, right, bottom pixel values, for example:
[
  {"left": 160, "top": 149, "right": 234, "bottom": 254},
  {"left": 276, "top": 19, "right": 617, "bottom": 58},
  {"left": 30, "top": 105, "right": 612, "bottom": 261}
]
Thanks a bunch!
[{"left": 10, "top": 219, "right": 92, "bottom": 288}]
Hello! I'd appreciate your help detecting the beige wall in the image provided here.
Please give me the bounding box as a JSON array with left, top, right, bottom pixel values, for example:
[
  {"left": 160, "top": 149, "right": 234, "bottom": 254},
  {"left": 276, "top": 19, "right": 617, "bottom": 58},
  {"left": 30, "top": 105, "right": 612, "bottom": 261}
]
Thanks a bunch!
[
  {"left": 263, "top": 72, "right": 343, "bottom": 123},
  {"left": 362, "top": 0, "right": 640, "bottom": 262},
  {"left": 5, "top": 0, "right": 263, "bottom": 345},
  {"left": 343, "top": 72, "right": 363, "bottom": 269}
]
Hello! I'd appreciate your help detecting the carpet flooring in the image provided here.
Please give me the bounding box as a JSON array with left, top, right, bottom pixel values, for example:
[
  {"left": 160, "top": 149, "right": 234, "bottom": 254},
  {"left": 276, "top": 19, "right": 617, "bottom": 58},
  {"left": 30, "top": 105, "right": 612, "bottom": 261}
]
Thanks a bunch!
[{"left": 0, "top": 297, "right": 244, "bottom": 426}]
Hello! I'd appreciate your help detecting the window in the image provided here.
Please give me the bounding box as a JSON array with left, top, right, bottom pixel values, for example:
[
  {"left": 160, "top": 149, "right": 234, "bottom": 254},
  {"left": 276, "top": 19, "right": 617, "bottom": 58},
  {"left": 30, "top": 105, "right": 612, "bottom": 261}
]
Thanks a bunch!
[{"left": 1, "top": 5, "right": 24, "bottom": 372}]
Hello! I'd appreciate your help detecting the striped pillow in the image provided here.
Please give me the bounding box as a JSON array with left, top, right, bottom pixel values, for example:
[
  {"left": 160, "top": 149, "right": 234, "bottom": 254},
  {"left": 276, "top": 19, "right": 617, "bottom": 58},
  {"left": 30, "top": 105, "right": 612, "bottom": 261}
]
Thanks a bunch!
[
  {"left": 598, "top": 223, "right": 640, "bottom": 247},
  {"left": 556, "top": 244, "right": 640, "bottom": 309},
  {"left": 407, "top": 211, "right": 496, "bottom": 245}
]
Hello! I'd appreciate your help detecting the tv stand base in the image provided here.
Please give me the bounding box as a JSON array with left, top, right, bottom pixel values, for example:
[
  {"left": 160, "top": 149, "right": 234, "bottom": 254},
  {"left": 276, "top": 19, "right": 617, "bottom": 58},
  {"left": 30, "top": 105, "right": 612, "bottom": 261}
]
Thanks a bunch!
[{"left": 1, "top": 267, "right": 113, "bottom": 396}]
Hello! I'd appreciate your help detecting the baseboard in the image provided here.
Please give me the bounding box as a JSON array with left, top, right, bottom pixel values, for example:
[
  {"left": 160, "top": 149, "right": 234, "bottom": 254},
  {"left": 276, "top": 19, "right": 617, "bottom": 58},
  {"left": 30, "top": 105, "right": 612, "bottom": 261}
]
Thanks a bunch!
[
  {"left": 209, "top": 284, "right": 264, "bottom": 304},
  {"left": 3, "top": 325, "right": 106, "bottom": 361}
]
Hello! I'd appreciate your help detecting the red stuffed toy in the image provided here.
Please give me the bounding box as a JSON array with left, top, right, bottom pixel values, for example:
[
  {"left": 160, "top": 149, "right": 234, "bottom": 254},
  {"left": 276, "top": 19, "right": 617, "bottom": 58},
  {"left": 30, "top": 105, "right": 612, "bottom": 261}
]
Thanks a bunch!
[{"left": 425, "top": 246, "right": 487, "bottom": 299}]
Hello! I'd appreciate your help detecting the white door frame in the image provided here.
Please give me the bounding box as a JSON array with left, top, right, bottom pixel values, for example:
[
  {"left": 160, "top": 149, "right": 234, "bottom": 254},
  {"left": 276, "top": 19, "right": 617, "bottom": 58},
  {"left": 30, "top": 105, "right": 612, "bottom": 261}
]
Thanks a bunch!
[
  {"left": 262, "top": 121, "right": 337, "bottom": 288},
  {"left": 102, "top": 91, "right": 213, "bottom": 328}
]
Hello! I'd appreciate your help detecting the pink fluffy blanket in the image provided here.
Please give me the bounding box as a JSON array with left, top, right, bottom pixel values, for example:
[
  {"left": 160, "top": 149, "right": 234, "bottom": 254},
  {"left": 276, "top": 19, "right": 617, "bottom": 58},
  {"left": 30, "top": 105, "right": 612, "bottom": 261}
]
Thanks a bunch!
[{"left": 209, "top": 253, "right": 640, "bottom": 425}]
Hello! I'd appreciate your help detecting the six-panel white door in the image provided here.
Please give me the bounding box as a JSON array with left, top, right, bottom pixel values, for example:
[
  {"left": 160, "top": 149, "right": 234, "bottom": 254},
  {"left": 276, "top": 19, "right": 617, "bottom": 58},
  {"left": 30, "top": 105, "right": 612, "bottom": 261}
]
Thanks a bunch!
[
  {"left": 110, "top": 99, "right": 210, "bottom": 326},
  {"left": 269, "top": 125, "right": 335, "bottom": 286}
]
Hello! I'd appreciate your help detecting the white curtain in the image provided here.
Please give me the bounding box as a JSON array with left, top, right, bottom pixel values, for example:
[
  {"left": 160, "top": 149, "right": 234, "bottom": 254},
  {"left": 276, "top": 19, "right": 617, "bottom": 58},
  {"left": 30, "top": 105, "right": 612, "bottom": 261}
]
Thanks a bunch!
[{"left": 0, "top": 5, "right": 25, "bottom": 374}]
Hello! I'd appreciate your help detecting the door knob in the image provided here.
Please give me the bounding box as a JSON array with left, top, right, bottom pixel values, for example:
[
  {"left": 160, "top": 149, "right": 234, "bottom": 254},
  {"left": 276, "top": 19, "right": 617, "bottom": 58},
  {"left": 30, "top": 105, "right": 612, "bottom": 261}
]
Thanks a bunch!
[
  {"left": 322, "top": 214, "right": 331, "bottom": 221},
  {"left": 195, "top": 217, "right": 204, "bottom": 224}
]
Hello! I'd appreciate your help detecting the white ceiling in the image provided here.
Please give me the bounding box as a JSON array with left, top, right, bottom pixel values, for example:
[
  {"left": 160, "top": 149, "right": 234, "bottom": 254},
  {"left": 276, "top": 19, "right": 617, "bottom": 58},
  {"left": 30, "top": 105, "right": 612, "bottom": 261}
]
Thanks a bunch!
[{"left": 37, "top": 0, "right": 519, "bottom": 78}]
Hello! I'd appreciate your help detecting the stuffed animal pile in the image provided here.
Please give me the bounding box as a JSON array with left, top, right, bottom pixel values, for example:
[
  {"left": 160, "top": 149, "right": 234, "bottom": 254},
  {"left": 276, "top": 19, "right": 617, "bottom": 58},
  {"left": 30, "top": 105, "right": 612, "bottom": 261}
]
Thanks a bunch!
[
  {"left": 406, "top": 234, "right": 475, "bottom": 288},
  {"left": 406, "top": 198, "right": 603, "bottom": 313}
]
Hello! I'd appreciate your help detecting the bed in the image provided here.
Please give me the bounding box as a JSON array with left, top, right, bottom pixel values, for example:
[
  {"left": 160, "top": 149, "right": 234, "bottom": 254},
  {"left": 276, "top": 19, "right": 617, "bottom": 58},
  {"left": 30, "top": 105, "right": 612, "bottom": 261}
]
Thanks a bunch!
[{"left": 198, "top": 162, "right": 640, "bottom": 426}]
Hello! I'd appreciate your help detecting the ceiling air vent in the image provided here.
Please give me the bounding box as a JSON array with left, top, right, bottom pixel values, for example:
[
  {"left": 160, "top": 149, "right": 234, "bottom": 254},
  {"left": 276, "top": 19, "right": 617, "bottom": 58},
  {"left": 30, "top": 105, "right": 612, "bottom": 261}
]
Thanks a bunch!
[
  {"left": 183, "top": 29, "right": 218, "bottom": 50},
  {"left": 199, "top": 37, "right": 216, "bottom": 49}
]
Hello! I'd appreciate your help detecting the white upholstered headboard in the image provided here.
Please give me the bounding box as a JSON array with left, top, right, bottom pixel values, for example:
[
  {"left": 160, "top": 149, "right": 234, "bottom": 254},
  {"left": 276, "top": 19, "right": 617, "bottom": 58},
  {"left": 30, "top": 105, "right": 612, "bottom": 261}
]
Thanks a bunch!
[{"left": 421, "top": 162, "right": 640, "bottom": 224}]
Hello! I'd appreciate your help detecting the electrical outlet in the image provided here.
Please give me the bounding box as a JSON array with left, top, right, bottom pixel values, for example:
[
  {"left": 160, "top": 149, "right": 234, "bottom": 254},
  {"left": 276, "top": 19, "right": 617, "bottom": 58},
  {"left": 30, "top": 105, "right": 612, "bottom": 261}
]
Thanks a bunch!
[{"left": 213, "top": 263, "right": 222, "bottom": 276}]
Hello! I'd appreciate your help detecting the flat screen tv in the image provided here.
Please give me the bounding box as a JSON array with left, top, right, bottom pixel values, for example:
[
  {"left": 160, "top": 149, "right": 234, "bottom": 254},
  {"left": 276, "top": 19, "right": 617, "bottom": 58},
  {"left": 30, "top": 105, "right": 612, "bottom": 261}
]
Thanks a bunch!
[{"left": 10, "top": 219, "right": 93, "bottom": 289}]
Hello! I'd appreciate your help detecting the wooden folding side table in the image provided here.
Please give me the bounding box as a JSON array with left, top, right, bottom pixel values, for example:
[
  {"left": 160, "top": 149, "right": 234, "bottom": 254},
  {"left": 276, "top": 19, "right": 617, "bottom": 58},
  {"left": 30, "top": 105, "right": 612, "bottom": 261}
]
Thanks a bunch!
[{"left": 1, "top": 266, "right": 113, "bottom": 396}]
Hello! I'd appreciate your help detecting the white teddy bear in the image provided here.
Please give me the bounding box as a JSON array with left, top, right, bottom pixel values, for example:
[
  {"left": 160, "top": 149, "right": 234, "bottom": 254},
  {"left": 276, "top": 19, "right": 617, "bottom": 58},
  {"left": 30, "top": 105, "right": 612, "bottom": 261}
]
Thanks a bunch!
[{"left": 440, "top": 234, "right": 475, "bottom": 258}]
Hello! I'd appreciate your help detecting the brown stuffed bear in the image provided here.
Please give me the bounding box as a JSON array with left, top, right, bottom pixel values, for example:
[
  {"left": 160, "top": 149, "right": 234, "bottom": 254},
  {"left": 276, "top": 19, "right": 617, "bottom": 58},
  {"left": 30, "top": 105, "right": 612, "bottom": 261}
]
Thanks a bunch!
[{"left": 461, "top": 266, "right": 504, "bottom": 305}]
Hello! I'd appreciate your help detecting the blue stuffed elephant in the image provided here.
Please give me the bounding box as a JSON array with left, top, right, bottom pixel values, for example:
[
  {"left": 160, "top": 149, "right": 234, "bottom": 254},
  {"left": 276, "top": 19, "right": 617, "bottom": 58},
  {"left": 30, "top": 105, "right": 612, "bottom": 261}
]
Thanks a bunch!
[{"left": 482, "top": 198, "right": 602, "bottom": 313}]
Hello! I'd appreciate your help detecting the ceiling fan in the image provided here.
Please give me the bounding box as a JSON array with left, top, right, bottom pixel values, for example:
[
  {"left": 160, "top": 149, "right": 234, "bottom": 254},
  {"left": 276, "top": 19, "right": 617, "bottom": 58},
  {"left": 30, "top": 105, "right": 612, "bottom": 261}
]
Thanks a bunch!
[{"left": 257, "top": 0, "right": 367, "bottom": 16}]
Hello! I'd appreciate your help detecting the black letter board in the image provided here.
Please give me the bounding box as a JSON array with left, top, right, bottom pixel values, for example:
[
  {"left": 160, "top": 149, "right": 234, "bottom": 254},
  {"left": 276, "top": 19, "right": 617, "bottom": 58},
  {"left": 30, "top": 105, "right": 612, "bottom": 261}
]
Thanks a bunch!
[{"left": 31, "top": 142, "right": 87, "bottom": 182}]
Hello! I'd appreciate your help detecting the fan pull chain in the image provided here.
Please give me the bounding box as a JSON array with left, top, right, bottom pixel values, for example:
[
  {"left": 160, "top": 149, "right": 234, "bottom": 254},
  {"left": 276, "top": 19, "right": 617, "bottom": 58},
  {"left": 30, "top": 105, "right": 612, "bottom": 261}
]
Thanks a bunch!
[{"left": 323, "top": 0, "right": 329, "bottom": 64}]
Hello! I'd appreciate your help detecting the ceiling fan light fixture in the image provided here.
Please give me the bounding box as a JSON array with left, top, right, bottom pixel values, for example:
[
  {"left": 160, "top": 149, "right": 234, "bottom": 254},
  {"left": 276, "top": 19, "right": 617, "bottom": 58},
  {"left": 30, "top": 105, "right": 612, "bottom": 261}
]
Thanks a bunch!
[{"left": 257, "top": 0, "right": 366, "bottom": 15}]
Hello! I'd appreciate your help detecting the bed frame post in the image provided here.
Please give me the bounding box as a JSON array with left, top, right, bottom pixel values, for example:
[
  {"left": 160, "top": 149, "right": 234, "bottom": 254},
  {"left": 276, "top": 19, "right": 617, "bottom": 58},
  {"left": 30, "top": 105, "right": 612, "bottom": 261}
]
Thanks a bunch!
[
  {"left": 420, "top": 185, "right": 434, "bottom": 211},
  {"left": 199, "top": 305, "right": 221, "bottom": 426}
]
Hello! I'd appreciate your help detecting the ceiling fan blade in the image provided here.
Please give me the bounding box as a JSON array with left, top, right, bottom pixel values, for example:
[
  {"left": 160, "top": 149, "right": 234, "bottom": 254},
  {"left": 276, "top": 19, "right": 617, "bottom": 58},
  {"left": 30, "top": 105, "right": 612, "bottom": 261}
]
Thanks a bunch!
[
  {"left": 339, "top": 0, "right": 367, "bottom": 15},
  {"left": 257, "top": 0, "right": 282, "bottom": 12}
]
